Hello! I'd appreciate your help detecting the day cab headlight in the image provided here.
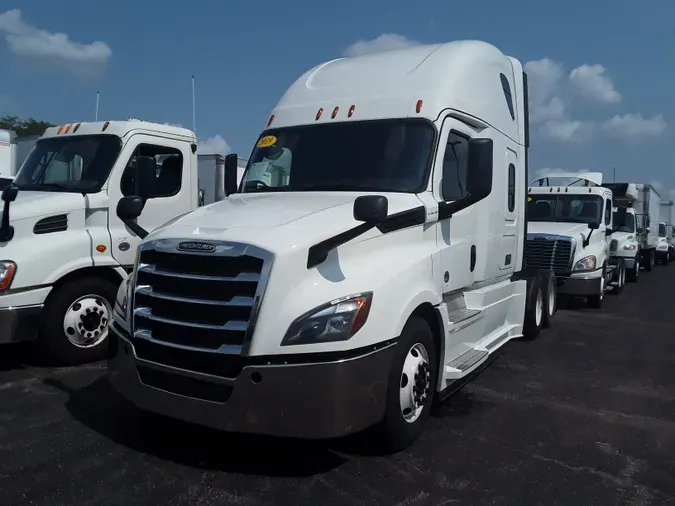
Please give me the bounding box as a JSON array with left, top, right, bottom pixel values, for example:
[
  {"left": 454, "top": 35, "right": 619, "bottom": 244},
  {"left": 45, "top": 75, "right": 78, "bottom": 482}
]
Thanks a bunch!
[
  {"left": 573, "top": 255, "right": 596, "bottom": 271},
  {"left": 623, "top": 243, "right": 637, "bottom": 251},
  {"left": 281, "top": 292, "right": 373, "bottom": 346},
  {"left": 0, "top": 261, "right": 17, "bottom": 292}
]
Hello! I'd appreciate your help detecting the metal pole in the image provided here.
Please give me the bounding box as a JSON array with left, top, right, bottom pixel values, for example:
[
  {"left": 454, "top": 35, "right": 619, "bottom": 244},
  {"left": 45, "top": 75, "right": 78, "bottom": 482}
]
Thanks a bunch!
[
  {"left": 95, "top": 91, "right": 100, "bottom": 121},
  {"left": 191, "top": 75, "right": 196, "bottom": 136},
  {"left": 613, "top": 166, "right": 616, "bottom": 182}
]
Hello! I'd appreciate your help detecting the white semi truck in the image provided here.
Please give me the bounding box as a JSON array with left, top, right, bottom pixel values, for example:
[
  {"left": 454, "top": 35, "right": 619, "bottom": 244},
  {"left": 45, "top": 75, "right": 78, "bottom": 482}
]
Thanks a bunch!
[
  {"left": 108, "top": 40, "right": 556, "bottom": 451},
  {"left": 0, "top": 120, "right": 238, "bottom": 365},
  {"left": 526, "top": 172, "right": 626, "bottom": 308},
  {"left": 605, "top": 183, "right": 642, "bottom": 281},
  {"left": 658, "top": 200, "right": 674, "bottom": 264}
]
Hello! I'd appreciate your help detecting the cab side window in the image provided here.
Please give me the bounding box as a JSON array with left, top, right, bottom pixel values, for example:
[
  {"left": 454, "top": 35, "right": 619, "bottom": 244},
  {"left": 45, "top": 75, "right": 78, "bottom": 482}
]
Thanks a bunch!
[
  {"left": 605, "top": 198, "right": 612, "bottom": 225},
  {"left": 121, "top": 144, "right": 183, "bottom": 198},
  {"left": 441, "top": 132, "right": 469, "bottom": 201}
]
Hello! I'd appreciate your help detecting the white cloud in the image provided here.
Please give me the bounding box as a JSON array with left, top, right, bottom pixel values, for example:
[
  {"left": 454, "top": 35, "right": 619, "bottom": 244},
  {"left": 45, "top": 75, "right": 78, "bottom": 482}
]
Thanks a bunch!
[
  {"left": 669, "top": 189, "right": 675, "bottom": 201},
  {"left": 0, "top": 9, "right": 111, "bottom": 69},
  {"left": 602, "top": 113, "right": 667, "bottom": 139},
  {"left": 540, "top": 119, "right": 594, "bottom": 143},
  {"left": 197, "top": 135, "right": 230, "bottom": 155},
  {"left": 343, "top": 33, "right": 420, "bottom": 57},
  {"left": 524, "top": 58, "right": 566, "bottom": 123},
  {"left": 568, "top": 64, "right": 621, "bottom": 104}
]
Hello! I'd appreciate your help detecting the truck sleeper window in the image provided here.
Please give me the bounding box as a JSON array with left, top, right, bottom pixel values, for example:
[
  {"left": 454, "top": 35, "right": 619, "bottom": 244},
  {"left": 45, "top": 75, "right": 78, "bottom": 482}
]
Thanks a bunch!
[
  {"left": 528, "top": 194, "right": 604, "bottom": 225},
  {"left": 242, "top": 119, "right": 435, "bottom": 194}
]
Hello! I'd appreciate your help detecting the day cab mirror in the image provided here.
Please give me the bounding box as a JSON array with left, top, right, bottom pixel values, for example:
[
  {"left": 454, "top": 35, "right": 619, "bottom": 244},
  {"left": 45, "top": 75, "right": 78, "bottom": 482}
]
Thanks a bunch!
[
  {"left": 646, "top": 227, "right": 651, "bottom": 234},
  {"left": 1, "top": 184, "right": 18, "bottom": 203},
  {"left": 117, "top": 196, "right": 145, "bottom": 220},
  {"left": 465, "top": 138, "right": 493, "bottom": 199},
  {"left": 588, "top": 220, "right": 600, "bottom": 230},
  {"left": 134, "top": 155, "right": 157, "bottom": 199},
  {"left": 224, "top": 153, "right": 238, "bottom": 196},
  {"left": 353, "top": 195, "right": 388, "bottom": 225},
  {"left": 605, "top": 228, "right": 613, "bottom": 236}
]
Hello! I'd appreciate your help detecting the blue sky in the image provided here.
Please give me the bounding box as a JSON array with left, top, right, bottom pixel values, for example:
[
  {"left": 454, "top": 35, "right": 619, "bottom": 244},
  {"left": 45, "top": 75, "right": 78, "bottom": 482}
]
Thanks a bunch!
[{"left": 1, "top": 1, "right": 674, "bottom": 198}]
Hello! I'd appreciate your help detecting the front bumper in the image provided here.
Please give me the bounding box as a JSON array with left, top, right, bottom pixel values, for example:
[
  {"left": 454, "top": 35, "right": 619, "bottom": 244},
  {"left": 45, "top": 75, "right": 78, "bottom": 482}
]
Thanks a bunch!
[
  {"left": 556, "top": 271, "right": 602, "bottom": 296},
  {"left": 0, "top": 304, "right": 43, "bottom": 344},
  {"left": 108, "top": 323, "right": 396, "bottom": 439}
]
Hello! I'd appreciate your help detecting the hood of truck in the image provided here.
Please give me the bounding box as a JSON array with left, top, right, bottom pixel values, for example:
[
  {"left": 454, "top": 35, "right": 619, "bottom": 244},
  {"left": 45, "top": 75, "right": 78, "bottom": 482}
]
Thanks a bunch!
[
  {"left": 148, "top": 191, "right": 424, "bottom": 252},
  {"left": 528, "top": 221, "right": 591, "bottom": 240},
  {"left": 0, "top": 190, "right": 86, "bottom": 222}
]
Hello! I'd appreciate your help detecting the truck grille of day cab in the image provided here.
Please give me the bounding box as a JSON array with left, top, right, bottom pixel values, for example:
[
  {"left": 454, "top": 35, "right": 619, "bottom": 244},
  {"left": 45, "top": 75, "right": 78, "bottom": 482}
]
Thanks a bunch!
[
  {"left": 525, "top": 234, "right": 576, "bottom": 275},
  {"left": 132, "top": 239, "right": 273, "bottom": 378}
]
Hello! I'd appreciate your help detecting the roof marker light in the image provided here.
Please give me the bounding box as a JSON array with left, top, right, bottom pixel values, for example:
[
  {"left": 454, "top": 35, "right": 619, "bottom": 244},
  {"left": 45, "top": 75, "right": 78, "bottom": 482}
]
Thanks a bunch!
[
  {"left": 267, "top": 114, "right": 275, "bottom": 127},
  {"left": 102, "top": 121, "right": 110, "bottom": 131},
  {"left": 331, "top": 106, "right": 339, "bottom": 119},
  {"left": 416, "top": 100, "right": 423, "bottom": 113},
  {"left": 64, "top": 124, "right": 72, "bottom": 133},
  {"left": 348, "top": 105, "right": 355, "bottom": 118},
  {"left": 73, "top": 123, "right": 81, "bottom": 133},
  {"left": 57, "top": 125, "right": 64, "bottom": 134},
  {"left": 315, "top": 108, "right": 323, "bottom": 121}
]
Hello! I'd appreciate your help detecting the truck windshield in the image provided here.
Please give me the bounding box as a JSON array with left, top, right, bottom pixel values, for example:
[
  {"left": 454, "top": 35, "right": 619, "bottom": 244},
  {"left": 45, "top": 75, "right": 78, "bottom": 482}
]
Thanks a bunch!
[
  {"left": 13, "top": 134, "right": 122, "bottom": 194},
  {"left": 240, "top": 119, "right": 435, "bottom": 193},
  {"left": 659, "top": 223, "right": 667, "bottom": 237},
  {"left": 613, "top": 211, "right": 635, "bottom": 233},
  {"left": 528, "top": 194, "right": 604, "bottom": 225}
]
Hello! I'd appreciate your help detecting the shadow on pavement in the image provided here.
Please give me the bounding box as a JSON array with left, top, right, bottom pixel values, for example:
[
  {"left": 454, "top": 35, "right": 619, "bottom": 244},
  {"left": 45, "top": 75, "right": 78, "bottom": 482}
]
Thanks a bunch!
[{"left": 0, "top": 343, "right": 54, "bottom": 372}]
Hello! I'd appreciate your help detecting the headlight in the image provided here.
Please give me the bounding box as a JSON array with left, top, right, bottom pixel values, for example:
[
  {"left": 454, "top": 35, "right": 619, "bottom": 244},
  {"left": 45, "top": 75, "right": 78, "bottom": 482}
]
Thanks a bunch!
[
  {"left": 623, "top": 244, "right": 637, "bottom": 251},
  {"left": 573, "top": 255, "right": 596, "bottom": 271},
  {"left": 281, "top": 292, "right": 373, "bottom": 346},
  {"left": 0, "top": 261, "right": 17, "bottom": 292}
]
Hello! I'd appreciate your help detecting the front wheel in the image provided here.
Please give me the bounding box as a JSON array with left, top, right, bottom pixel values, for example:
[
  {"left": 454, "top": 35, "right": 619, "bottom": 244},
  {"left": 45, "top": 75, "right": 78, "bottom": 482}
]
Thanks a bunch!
[
  {"left": 587, "top": 265, "right": 605, "bottom": 309},
  {"left": 542, "top": 271, "right": 556, "bottom": 329},
  {"left": 40, "top": 277, "right": 117, "bottom": 365},
  {"left": 376, "top": 317, "right": 437, "bottom": 453},
  {"left": 626, "top": 255, "right": 640, "bottom": 282}
]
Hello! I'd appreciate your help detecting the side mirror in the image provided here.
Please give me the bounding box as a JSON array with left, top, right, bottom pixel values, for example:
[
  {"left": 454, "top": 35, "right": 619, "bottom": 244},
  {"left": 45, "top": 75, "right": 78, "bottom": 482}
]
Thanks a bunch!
[
  {"left": 605, "top": 228, "right": 613, "bottom": 236},
  {"left": 646, "top": 227, "right": 651, "bottom": 234},
  {"left": 465, "top": 138, "right": 493, "bottom": 199},
  {"left": 198, "top": 188, "right": 205, "bottom": 206},
  {"left": 117, "top": 196, "right": 145, "bottom": 220},
  {"left": 353, "top": 195, "right": 388, "bottom": 224},
  {"left": 134, "top": 155, "right": 156, "bottom": 199},
  {"left": 224, "top": 153, "right": 238, "bottom": 196},
  {"left": 1, "top": 184, "right": 18, "bottom": 203},
  {"left": 588, "top": 221, "right": 600, "bottom": 230}
]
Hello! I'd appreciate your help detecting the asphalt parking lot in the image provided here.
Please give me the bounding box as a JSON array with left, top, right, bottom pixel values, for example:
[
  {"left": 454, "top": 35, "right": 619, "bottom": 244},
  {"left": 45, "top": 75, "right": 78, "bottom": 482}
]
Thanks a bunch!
[{"left": 2, "top": 268, "right": 675, "bottom": 506}]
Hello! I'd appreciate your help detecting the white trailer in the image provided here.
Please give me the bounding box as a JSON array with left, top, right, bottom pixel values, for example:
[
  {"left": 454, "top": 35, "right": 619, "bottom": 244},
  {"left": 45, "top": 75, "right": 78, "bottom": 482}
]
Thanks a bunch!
[
  {"left": 109, "top": 40, "right": 556, "bottom": 452},
  {"left": 605, "top": 183, "right": 642, "bottom": 281},
  {"left": 659, "top": 200, "right": 675, "bottom": 263},
  {"left": 635, "top": 183, "right": 661, "bottom": 269},
  {"left": 0, "top": 128, "right": 17, "bottom": 179},
  {"left": 0, "top": 120, "right": 237, "bottom": 365},
  {"left": 197, "top": 154, "right": 247, "bottom": 206}
]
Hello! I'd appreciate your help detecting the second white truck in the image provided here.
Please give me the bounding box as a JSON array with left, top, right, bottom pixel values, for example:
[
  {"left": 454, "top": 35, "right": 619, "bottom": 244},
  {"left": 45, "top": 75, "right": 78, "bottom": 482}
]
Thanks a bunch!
[{"left": 0, "top": 120, "right": 238, "bottom": 364}]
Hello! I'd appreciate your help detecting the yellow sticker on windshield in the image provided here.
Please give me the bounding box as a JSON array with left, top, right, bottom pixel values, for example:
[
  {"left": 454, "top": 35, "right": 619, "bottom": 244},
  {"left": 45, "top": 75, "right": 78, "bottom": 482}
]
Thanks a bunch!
[
  {"left": 528, "top": 196, "right": 532, "bottom": 202},
  {"left": 257, "top": 135, "right": 277, "bottom": 148}
]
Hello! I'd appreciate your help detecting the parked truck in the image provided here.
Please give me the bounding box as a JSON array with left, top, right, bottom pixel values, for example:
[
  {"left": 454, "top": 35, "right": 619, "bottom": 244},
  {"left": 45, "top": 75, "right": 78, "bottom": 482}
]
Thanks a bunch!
[
  {"left": 108, "top": 40, "right": 556, "bottom": 452},
  {"left": 0, "top": 120, "right": 235, "bottom": 365},
  {"left": 197, "top": 154, "right": 247, "bottom": 206},
  {"left": 658, "top": 200, "right": 674, "bottom": 264},
  {"left": 629, "top": 183, "right": 661, "bottom": 269},
  {"left": 526, "top": 172, "right": 626, "bottom": 308},
  {"left": 0, "top": 129, "right": 39, "bottom": 180},
  {"left": 605, "top": 183, "right": 642, "bottom": 281}
]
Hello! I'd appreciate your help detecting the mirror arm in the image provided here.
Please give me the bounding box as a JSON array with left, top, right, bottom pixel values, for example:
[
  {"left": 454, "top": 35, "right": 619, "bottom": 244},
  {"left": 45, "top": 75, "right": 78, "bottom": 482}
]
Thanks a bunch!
[
  {"left": 0, "top": 199, "right": 14, "bottom": 242},
  {"left": 122, "top": 218, "right": 148, "bottom": 239},
  {"left": 307, "top": 222, "right": 375, "bottom": 269}
]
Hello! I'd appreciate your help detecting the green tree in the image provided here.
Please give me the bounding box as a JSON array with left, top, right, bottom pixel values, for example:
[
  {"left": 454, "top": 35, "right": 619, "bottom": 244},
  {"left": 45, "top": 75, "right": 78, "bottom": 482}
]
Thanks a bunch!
[{"left": 0, "top": 115, "right": 55, "bottom": 137}]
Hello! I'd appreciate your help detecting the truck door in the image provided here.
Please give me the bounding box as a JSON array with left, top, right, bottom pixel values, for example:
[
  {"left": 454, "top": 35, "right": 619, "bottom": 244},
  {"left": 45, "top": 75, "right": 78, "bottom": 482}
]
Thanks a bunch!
[{"left": 107, "top": 134, "right": 193, "bottom": 267}]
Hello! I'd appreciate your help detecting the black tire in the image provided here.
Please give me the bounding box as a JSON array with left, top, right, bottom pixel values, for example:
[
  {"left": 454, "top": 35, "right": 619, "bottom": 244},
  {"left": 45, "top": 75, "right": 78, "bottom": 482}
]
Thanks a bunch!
[
  {"left": 40, "top": 277, "right": 118, "bottom": 366},
  {"left": 663, "top": 253, "right": 669, "bottom": 266},
  {"left": 626, "top": 254, "right": 639, "bottom": 282},
  {"left": 614, "top": 260, "right": 625, "bottom": 295},
  {"left": 542, "top": 271, "right": 556, "bottom": 329},
  {"left": 587, "top": 264, "right": 606, "bottom": 309},
  {"left": 376, "top": 317, "right": 437, "bottom": 453},
  {"left": 522, "top": 277, "right": 544, "bottom": 341},
  {"left": 645, "top": 250, "right": 654, "bottom": 272}
]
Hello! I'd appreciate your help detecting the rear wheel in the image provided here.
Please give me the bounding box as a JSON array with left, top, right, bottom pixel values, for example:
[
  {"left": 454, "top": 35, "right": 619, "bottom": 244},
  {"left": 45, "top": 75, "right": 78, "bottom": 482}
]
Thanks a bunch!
[
  {"left": 542, "top": 271, "right": 556, "bottom": 329},
  {"left": 523, "top": 277, "right": 544, "bottom": 340},
  {"left": 626, "top": 255, "right": 639, "bottom": 282},
  {"left": 611, "top": 260, "right": 625, "bottom": 295},
  {"left": 376, "top": 317, "right": 437, "bottom": 453},
  {"left": 645, "top": 250, "right": 654, "bottom": 271}
]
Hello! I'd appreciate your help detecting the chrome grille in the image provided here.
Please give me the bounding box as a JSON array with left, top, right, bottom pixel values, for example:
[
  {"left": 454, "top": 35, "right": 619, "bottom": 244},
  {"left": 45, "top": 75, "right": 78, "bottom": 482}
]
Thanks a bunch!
[
  {"left": 525, "top": 234, "right": 575, "bottom": 275},
  {"left": 131, "top": 239, "right": 272, "bottom": 378}
]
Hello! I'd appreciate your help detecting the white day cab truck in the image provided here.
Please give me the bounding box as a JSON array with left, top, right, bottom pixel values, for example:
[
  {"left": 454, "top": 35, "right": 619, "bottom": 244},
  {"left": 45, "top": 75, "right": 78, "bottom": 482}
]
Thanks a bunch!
[
  {"left": 605, "top": 183, "right": 645, "bottom": 279},
  {"left": 526, "top": 172, "right": 625, "bottom": 309},
  {"left": 0, "top": 120, "right": 242, "bottom": 365},
  {"left": 108, "top": 40, "right": 557, "bottom": 452},
  {"left": 616, "top": 183, "right": 662, "bottom": 269},
  {"left": 659, "top": 199, "right": 675, "bottom": 263}
]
